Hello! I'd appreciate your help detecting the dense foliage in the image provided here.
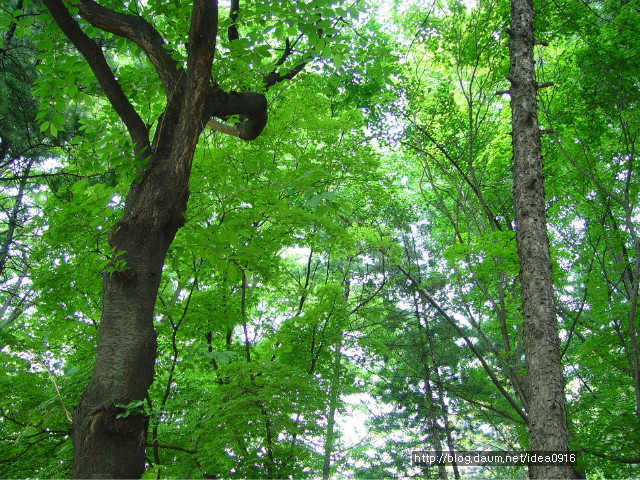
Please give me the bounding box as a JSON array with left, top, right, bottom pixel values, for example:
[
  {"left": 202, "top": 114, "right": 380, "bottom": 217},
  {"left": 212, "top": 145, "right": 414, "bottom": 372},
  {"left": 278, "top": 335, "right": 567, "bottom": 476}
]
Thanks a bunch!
[{"left": 0, "top": 0, "right": 638, "bottom": 478}]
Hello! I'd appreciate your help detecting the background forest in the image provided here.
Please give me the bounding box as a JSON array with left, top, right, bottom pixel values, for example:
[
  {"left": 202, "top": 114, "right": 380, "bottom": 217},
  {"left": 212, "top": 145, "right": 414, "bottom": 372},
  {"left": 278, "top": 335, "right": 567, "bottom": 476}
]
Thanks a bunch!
[{"left": 0, "top": 0, "right": 639, "bottom": 478}]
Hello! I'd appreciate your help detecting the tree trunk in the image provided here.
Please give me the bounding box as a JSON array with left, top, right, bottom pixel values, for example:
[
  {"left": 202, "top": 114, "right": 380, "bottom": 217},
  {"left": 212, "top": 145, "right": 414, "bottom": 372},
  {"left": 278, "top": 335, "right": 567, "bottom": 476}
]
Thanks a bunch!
[
  {"left": 68, "top": 52, "right": 212, "bottom": 477},
  {"left": 508, "top": 0, "right": 573, "bottom": 478},
  {"left": 69, "top": 65, "right": 213, "bottom": 475},
  {"left": 71, "top": 147, "right": 198, "bottom": 478},
  {"left": 321, "top": 351, "right": 340, "bottom": 480},
  {"left": 414, "top": 293, "right": 448, "bottom": 480},
  {"left": 39, "top": 0, "right": 220, "bottom": 476},
  {"left": 39, "top": 0, "right": 333, "bottom": 475}
]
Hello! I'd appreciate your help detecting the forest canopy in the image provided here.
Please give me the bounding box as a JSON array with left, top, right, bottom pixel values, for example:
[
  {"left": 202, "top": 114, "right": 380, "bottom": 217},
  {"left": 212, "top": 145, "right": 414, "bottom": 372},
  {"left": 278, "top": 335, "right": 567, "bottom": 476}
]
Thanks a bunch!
[{"left": 0, "top": 0, "right": 639, "bottom": 478}]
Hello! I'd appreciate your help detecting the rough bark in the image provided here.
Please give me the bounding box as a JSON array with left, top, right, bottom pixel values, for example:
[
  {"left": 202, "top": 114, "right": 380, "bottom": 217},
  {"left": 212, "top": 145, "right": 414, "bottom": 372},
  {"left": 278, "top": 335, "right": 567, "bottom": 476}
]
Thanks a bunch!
[
  {"left": 507, "top": 0, "right": 573, "bottom": 478},
  {"left": 41, "top": 0, "right": 217, "bottom": 477},
  {"left": 69, "top": 102, "right": 200, "bottom": 478}
]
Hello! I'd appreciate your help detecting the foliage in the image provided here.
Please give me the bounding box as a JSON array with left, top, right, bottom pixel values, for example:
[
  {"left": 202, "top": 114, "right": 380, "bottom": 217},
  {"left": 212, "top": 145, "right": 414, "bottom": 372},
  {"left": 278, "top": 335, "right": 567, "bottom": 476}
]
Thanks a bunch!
[{"left": 1, "top": 0, "right": 639, "bottom": 478}]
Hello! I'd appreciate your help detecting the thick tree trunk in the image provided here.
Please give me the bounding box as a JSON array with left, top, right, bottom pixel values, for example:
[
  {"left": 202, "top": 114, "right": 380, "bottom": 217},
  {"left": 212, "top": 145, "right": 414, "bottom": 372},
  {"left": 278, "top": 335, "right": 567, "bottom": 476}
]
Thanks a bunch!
[
  {"left": 40, "top": 0, "right": 220, "bottom": 474},
  {"left": 40, "top": 0, "right": 310, "bottom": 475},
  {"left": 508, "top": 0, "right": 573, "bottom": 478},
  {"left": 67, "top": 31, "right": 216, "bottom": 480},
  {"left": 70, "top": 78, "right": 213, "bottom": 477},
  {"left": 71, "top": 150, "right": 194, "bottom": 477}
]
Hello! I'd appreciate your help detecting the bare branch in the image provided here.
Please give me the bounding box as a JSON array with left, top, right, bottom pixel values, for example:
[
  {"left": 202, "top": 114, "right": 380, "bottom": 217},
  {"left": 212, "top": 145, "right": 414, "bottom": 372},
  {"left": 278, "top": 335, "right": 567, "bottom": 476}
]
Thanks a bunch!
[
  {"left": 206, "top": 118, "right": 240, "bottom": 137},
  {"left": 146, "top": 443, "right": 197, "bottom": 455},
  {"left": 397, "top": 264, "right": 529, "bottom": 424}
]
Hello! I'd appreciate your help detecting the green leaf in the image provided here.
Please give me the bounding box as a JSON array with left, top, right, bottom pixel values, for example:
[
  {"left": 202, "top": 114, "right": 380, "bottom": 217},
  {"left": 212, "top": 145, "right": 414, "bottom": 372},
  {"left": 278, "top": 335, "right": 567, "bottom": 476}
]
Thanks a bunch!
[{"left": 322, "top": 191, "right": 337, "bottom": 201}]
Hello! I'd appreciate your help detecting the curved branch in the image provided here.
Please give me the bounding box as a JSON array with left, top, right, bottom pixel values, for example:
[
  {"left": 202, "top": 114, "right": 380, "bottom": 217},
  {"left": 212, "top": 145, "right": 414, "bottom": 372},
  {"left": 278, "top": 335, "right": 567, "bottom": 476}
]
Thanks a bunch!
[
  {"left": 206, "top": 90, "right": 267, "bottom": 140},
  {"left": 75, "top": 0, "right": 182, "bottom": 96},
  {"left": 206, "top": 3, "right": 350, "bottom": 140},
  {"left": 42, "top": 0, "right": 150, "bottom": 156},
  {"left": 206, "top": 3, "right": 351, "bottom": 140}
]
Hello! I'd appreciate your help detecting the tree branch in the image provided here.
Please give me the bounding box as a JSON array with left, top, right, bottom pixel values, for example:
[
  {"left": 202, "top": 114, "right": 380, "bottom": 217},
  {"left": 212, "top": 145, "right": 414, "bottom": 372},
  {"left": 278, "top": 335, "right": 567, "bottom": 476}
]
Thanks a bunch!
[
  {"left": 0, "top": 0, "right": 23, "bottom": 56},
  {"left": 185, "top": 0, "right": 218, "bottom": 92},
  {"left": 146, "top": 443, "right": 197, "bottom": 455},
  {"left": 206, "top": 90, "right": 267, "bottom": 140},
  {"left": 397, "top": 264, "right": 529, "bottom": 424},
  {"left": 263, "top": 60, "right": 307, "bottom": 89},
  {"left": 228, "top": 0, "right": 239, "bottom": 42},
  {"left": 261, "top": 35, "right": 310, "bottom": 89},
  {"left": 207, "top": 4, "right": 331, "bottom": 138},
  {"left": 582, "top": 449, "right": 640, "bottom": 464},
  {"left": 75, "top": 0, "right": 182, "bottom": 96},
  {"left": 42, "top": 0, "right": 150, "bottom": 157}
]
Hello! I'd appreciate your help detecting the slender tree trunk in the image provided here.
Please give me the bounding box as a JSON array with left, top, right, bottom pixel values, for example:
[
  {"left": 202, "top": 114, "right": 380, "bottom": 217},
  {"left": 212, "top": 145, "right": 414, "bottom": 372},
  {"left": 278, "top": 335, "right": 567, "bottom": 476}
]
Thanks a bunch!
[
  {"left": 322, "top": 277, "right": 351, "bottom": 479},
  {"left": 508, "top": 0, "right": 572, "bottom": 478},
  {"left": 322, "top": 342, "right": 342, "bottom": 480},
  {"left": 0, "top": 158, "right": 33, "bottom": 278},
  {"left": 424, "top": 303, "right": 460, "bottom": 480},
  {"left": 413, "top": 293, "right": 448, "bottom": 479}
]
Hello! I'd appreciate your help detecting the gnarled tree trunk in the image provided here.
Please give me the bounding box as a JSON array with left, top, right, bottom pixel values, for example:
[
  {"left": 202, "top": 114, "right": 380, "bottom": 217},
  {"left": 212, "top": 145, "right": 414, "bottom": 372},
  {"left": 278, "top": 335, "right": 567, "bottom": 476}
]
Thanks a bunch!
[{"left": 43, "top": 0, "right": 218, "bottom": 476}]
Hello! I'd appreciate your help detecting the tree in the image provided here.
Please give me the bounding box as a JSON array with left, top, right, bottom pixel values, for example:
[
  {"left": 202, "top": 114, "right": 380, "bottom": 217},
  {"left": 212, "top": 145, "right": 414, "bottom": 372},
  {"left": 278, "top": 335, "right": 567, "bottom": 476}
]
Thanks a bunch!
[
  {"left": 37, "top": 0, "right": 356, "bottom": 477},
  {"left": 0, "top": 0, "right": 54, "bottom": 339},
  {"left": 3, "top": 0, "right": 640, "bottom": 477},
  {"left": 387, "top": 2, "right": 531, "bottom": 474},
  {"left": 0, "top": 4, "right": 80, "bottom": 477},
  {"left": 507, "top": 0, "right": 572, "bottom": 477},
  {"left": 535, "top": 0, "right": 640, "bottom": 474}
]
